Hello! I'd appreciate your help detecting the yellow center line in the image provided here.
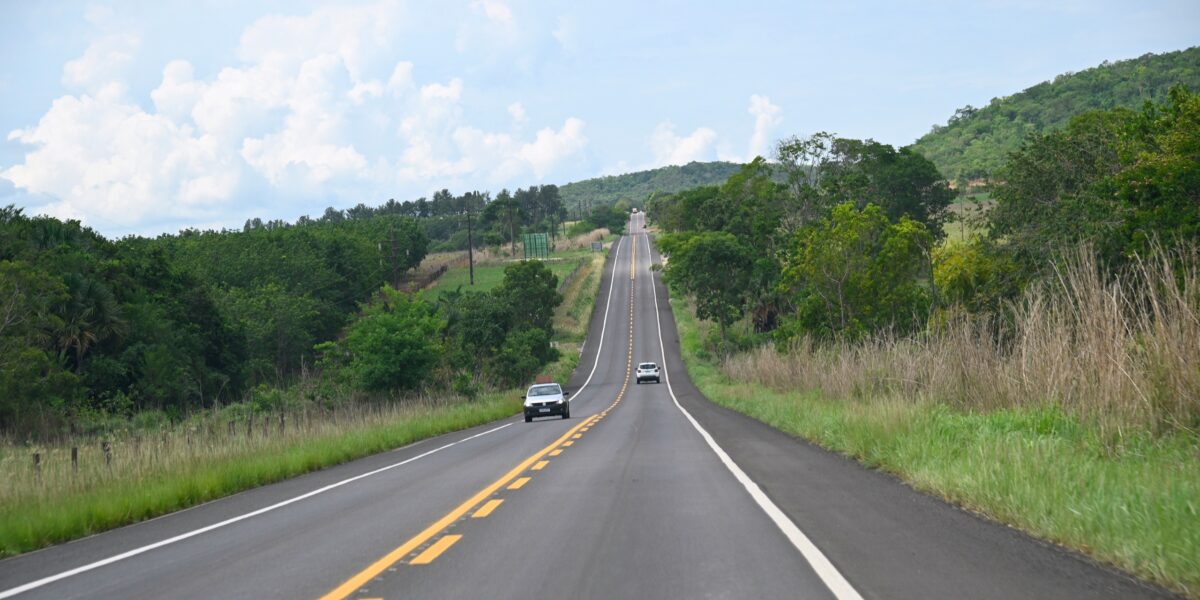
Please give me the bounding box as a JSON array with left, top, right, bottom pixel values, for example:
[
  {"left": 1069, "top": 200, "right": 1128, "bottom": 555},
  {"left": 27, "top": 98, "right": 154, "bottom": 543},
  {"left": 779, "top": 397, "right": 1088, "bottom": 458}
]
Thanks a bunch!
[
  {"left": 572, "top": 433, "right": 582, "bottom": 439},
  {"left": 321, "top": 231, "right": 643, "bottom": 599},
  {"left": 318, "top": 414, "right": 593, "bottom": 599},
  {"left": 471, "top": 499, "right": 503, "bottom": 518},
  {"left": 409, "top": 535, "right": 462, "bottom": 565},
  {"left": 532, "top": 460, "right": 549, "bottom": 471}
]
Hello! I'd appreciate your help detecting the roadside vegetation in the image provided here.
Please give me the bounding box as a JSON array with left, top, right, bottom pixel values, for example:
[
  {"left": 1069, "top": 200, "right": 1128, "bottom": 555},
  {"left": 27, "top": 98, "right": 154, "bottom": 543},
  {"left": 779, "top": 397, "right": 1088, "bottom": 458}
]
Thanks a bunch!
[
  {"left": 0, "top": 169, "right": 616, "bottom": 555},
  {"left": 653, "top": 88, "right": 1199, "bottom": 596}
]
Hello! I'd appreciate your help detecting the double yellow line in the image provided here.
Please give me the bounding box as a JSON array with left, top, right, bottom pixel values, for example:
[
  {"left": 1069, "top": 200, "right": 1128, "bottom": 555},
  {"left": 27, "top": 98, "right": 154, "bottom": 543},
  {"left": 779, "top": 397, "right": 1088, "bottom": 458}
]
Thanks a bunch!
[{"left": 319, "top": 233, "right": 641, "bottom": 599}]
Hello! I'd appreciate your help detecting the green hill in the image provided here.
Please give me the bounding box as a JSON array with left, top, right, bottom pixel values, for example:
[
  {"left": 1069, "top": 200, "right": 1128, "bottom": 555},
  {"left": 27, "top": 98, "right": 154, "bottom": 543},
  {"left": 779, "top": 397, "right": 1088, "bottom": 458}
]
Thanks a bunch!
[
  {"left": 911, "top": 47, "right": 1200, "bottom": 184},
  {"left": 559, "top": 161, "right": 743, "bottom": 210}
]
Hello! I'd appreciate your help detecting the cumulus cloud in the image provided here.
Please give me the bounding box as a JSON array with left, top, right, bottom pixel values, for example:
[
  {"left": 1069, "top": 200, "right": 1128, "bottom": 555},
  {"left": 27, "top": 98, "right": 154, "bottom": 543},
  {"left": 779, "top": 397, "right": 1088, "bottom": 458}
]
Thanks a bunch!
[
  {"left": 62, "top": 33, "right": 140, "bottom": 92},
  {"left": 507, "top": 101, "right": 527, "bottom": 124},
  {"left": 747, "top": 94, "right": 783, "bottom": 159},
  {"left": 650, "top": 123, "right": 718, "bottom": 166},
  {"left": 2, "top": 1, "right": 590, "bottom": 235},
  {"left": 470, "top": 0, "right": 514, "bottom": 25}
]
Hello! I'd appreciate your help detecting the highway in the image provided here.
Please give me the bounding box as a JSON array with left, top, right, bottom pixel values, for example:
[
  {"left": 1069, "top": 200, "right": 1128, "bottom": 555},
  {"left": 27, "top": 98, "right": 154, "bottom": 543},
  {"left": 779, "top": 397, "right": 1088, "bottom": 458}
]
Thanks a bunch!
[{"left": 0, "top": 212, "right": 1176, "bottom": 599}]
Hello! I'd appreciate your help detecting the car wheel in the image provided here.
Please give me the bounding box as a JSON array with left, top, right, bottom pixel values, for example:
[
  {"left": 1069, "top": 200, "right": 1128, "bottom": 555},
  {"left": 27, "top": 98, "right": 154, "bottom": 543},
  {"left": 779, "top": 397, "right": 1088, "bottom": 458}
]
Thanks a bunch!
[
  {"left": 562, "top": 405, "right": 570, "bottom": 419},
  {"left": 524, "top": 414, "right": 532, "bottom": 423}
]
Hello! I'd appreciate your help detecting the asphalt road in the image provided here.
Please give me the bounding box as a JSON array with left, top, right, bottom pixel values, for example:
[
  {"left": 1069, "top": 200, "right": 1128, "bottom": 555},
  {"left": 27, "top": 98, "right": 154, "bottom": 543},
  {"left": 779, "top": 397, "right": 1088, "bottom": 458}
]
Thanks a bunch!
[{"left": 0, "top": 213, "right": 1178, "bottom": 599}]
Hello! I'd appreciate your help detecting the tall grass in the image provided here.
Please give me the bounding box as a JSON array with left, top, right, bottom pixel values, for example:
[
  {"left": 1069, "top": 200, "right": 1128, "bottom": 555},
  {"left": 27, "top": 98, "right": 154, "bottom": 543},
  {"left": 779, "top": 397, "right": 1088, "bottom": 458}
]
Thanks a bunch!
[
  {"left": 0, "top": 393, "right": 521, "bottom": 556},
  {"left": 727, "top": 246, "right": 1200, "bottom": 437},
  {"left": 680, "top": 244, "right": 1200, "bottom": 595}
]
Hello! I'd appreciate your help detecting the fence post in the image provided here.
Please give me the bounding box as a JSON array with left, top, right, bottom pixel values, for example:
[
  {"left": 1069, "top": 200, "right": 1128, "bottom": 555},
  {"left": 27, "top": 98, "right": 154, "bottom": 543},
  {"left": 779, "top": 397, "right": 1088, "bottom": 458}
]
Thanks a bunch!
[
  {"left": 71, "top": 447, "right": 78, "bottom": 475},
  {"left": 246, "top": 413, "right": 253, "bottom": 438},
  {"left": 102, "top": 441, "right": 112, "bottom": 474},
  {"left": 33, "top": 452, "right": 41, "bottom": 482}
]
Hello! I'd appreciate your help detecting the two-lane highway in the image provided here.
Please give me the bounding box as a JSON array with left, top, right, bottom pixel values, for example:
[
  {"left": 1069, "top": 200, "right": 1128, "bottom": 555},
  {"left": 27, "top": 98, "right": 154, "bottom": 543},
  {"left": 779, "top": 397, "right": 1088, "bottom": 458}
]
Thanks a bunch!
[{"left": 0, "top": 212, "right": 1177, "bottom": 599}]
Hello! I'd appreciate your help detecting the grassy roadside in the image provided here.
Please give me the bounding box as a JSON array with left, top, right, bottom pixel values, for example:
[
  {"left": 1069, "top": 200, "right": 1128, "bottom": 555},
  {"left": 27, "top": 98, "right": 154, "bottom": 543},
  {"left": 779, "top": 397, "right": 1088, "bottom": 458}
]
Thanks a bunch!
[
  {"left": 0, "top": 394, "right": 520, "bottom": 557},
  {"left": 670, "top": 297, "right": 1199, "bottom": 597},
  {"left": 0, "top": 233, "right": 615, "bottom": 559}
]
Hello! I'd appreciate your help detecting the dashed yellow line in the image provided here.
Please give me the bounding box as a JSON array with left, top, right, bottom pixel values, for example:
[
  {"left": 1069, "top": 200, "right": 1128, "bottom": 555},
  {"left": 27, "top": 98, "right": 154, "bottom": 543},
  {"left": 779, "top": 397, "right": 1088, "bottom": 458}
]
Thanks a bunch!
[
  {"left": 471, "top": 499, "right": 503, "bottom": 518},
  {"left": 410, "top": 535, "right": 461, "bottom": 565},
  {"left": 320, "top": 232, "right": 644, "bottom": 598}
]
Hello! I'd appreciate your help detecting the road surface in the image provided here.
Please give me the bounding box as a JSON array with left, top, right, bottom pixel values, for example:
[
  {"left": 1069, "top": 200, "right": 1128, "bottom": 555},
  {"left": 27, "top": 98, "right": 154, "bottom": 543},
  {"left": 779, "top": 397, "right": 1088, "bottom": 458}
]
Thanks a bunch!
[{"left": 0, "top": 213, "right": 1176, "bottom": 599}]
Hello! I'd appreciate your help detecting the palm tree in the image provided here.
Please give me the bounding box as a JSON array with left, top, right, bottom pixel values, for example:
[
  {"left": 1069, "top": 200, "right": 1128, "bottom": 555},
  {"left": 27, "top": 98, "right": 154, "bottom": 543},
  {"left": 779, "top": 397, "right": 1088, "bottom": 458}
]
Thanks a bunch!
[{"left": 57, "top": 274, "right": 126, "bottom": 372}]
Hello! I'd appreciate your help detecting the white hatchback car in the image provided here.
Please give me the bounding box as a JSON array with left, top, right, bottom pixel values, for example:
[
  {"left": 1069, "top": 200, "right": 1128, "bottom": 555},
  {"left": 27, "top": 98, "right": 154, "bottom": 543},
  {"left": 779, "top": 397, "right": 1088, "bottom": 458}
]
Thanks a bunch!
[
  {"left": 635, "top": 362, "right": 660, "bottom": 384},
  {"left": 523, "top": 383, "right": 570, "bottom": 422}
]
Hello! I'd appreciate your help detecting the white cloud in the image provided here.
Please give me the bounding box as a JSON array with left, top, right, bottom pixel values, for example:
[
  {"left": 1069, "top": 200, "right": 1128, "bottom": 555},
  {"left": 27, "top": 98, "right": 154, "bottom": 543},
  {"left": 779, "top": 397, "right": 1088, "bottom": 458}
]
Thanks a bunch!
[
  {"left": 747, "top": 94, "right": 783, "bottom": 159},
  {"left": 62, "top": 33, "right": 140, "bottom": 92},
  {"left": 386, "top": 61, "right": 414, "bottom": 94},
  {"left": 470, "top": 0, "right": 514, "bottom": 25},
  {"left": 650, "top": 122, "right": 717, "bottom": 166},
  {"left": 508, "top": 101, "right": 527, "bottom": 124},
  {"left": 420, "top": 78, "right": 464, "bottom": 103},
  {"left": 2, "top": 94, "right": 238, "bottom": 229},
  {"left": 151, "top": 60, "right": 206, "bottom": 121},
  {"left": 553, "top": 16, "right": 577, "bottom": 52},
  {"left": 2, "top": 1, "right": 591, "bottom": 235},
  {"left": 519, "top": 117, "right": 587, "bottom": 179}
]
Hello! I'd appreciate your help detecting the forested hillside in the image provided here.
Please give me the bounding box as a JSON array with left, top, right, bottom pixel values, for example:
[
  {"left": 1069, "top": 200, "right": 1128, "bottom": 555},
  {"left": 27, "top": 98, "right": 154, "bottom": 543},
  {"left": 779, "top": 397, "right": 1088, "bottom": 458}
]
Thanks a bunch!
[
  {"left": 911, "top": 47, "right": 1200, "bottom": 183},
  {"left": 559, "top": 161, "right": 743, "bottom": 212}
]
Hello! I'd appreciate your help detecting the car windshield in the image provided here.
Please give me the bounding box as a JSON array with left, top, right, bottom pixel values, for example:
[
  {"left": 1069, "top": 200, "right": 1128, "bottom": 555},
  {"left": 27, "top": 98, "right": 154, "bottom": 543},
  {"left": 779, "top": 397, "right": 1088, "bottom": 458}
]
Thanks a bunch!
[
  {"left": 528, "top": 384, "right": 561, "bottom": 397},
  {"left": 638, "top": 363, "right": 657, "bottom": 370}
]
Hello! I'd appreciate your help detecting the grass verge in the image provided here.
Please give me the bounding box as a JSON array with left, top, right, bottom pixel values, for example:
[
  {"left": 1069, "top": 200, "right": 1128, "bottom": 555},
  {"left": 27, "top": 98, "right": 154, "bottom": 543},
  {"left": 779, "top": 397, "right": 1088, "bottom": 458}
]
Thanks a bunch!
[
  {"left": 671, "top": 297, "right": 1199, "bottom": 597},
  {"left": 0, "top": 394, "right": 519, "bottom": 557}
]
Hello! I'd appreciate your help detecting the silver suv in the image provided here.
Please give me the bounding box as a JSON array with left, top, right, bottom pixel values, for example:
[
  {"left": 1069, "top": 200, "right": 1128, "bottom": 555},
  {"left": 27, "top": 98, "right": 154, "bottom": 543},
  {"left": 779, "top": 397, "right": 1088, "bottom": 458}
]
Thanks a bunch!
[
  {"left": 635, "top": 362, "right": 660, "bottom": 384},
  {"left": 523, "top": 383, "right": 569, "bottom": 422}
]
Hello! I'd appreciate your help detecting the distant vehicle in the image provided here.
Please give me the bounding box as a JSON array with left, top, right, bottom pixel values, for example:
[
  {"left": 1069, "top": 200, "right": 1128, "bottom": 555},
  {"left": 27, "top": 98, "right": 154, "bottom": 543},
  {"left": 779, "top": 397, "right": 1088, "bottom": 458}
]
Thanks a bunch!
[
  {"left": 632, "top": 208, "right": 639, "bottom": 213},
  {"left": 523, "top": 382, "right": 570, "bottom": 422},
  {"left": 636, "top": 362, "right": 660, "bottom": 384}
]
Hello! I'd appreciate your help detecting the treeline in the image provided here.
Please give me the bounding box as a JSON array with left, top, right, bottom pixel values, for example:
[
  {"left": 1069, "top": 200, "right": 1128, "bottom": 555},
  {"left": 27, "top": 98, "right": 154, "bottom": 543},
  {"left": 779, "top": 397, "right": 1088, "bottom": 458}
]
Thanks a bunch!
[
  {"left": 911, "top": 47, "right": 1200, "bottom": 183},
  {"left": 257, "top": 184, "right": 590, "bottom": 254},
  {"left": 1, "top": 187, "right": 575, "bottom": 436},
  {"left": 559, "top": 161, "right": 744, "bottom": 213},
  {"left": 653, "top": 87, "right": 1199, "bottom": 366}
]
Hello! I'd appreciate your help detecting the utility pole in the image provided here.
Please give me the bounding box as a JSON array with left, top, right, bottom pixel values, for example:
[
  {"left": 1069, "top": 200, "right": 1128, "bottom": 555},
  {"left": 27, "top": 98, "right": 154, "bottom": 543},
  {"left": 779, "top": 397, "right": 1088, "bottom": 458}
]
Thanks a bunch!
[
  {"left": 388, "top": 227, "right": 400, "bottom": 289},
  {"left": 466, "top": 196, "right": 475, "bottom": 286}
]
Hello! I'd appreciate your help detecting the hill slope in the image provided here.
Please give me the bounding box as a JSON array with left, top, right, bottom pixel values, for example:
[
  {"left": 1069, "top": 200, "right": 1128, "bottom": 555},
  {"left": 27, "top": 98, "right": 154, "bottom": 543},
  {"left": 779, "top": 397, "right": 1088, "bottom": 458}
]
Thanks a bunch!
[
  {"left": 558, "top": 161, "right": 743, "bottom": 210},
  {"left": 911, "top": 47, "right": 1200, "bottom": 183}
]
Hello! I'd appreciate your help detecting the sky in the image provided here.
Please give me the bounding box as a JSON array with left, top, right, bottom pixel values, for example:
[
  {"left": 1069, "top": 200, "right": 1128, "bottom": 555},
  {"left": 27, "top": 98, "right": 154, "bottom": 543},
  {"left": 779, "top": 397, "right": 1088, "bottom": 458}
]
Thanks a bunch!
[{"left": 1, "top": 1, "right": 1197, "bottom": 237}]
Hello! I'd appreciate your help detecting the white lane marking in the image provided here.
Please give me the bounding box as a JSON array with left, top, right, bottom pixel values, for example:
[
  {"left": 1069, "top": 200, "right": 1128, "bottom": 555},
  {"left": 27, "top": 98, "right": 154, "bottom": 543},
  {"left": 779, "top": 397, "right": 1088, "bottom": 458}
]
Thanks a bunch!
[
  {"left": 0, "top": 236, "right": 634, "bottom": 599},
  {"left": 0, "top": 423, "right": 511, "bottom": 599},
  {"left": 642, "top": 232, "right": 865, "bottom": 600},
  {"left": 571, "top": 234, "right": 626, "bottom": 400}
]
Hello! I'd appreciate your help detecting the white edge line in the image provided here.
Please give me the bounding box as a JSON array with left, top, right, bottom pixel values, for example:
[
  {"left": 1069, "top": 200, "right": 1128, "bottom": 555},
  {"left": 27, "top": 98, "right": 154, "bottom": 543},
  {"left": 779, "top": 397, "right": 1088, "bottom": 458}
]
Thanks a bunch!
[
  {"left": 0, "top": 423, "right": 510, "bottom": 599},
  {"left": 0, "top": 235, "right": 632, "bottom": 599},
  {"left": 642, "top": 232, "right": 865, "bottom": 600}
]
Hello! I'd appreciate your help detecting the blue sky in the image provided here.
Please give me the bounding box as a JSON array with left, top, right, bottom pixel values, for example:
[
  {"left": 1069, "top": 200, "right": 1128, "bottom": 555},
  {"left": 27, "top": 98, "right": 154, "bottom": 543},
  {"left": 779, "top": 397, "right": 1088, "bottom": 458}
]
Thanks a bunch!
[{"left": 1, "top": 1, "right": 1197, "bottom": 237}]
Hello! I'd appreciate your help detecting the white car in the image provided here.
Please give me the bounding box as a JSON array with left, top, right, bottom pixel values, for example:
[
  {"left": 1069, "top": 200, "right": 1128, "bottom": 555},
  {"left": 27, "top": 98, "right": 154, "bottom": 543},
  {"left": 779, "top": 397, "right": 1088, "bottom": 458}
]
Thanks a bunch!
[
  {"left": 523, "top": 383, "right": 570, "bottom": 422},
  {"left": 636, "top": 362, "right": 660, "bottom": 384}
]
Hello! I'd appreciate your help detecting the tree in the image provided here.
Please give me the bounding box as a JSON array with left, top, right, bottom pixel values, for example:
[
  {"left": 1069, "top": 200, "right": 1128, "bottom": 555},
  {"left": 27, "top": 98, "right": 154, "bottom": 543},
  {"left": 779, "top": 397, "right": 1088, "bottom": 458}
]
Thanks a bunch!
[
  {"left": 780, "top": 203, "right": 932, "bottom": 340},
  {"left": 338, "top": 288, "right": 444, "bottom": 392},
  {"left": 990, "top": 87, "right": 1200, "bottom": 271},
  {"left": 659, "top": 232, "right": 754, "bottom": 345},
  {"left": 493, "top": 261, "right": 562, "bottom": 333}
]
